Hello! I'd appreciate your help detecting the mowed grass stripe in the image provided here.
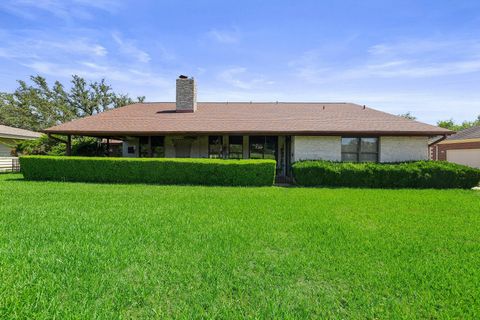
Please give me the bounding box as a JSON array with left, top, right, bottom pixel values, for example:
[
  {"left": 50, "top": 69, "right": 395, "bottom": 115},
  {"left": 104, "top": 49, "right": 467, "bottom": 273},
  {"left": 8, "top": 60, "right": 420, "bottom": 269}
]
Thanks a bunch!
[{"left": 0, "top": 174, "right": 479, "bottom": 318}]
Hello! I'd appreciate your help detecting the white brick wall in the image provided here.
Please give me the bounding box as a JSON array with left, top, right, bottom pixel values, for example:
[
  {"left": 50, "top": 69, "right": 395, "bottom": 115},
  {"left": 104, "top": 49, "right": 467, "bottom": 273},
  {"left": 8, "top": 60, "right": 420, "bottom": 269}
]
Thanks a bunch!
[
  {"left": 293, "top": 136, "right": 341, "bottom": 162},
  {"left": 380, "top": 136, "right": 428, "bottom": 162},
  {"left": 292, "top": 135, "right": 429, "bottom": 162}
]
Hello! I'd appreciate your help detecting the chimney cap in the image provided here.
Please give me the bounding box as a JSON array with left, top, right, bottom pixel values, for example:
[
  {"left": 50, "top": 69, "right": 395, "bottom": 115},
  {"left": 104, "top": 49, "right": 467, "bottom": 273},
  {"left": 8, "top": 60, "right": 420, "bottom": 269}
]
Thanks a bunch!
[{"left": 178, "top": 75, "right": 189, "bottom": 79}]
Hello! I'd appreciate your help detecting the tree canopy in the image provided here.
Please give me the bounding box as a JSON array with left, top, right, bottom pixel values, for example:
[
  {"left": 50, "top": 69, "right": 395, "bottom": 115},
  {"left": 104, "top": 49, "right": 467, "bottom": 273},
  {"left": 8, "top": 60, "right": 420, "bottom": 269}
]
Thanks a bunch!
[
  {"left": 436, "top": 116, "right": 480, "bottom": 131},
  {"left": 0, "top": 75, "right": 145, "bottom": 131}
]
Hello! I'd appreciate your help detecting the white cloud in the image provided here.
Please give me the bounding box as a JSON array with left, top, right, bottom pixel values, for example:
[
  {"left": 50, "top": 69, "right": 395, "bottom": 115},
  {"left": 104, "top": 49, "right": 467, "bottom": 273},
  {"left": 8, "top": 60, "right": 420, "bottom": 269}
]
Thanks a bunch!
[
  {"left": 23, "top": 60, "right": 169, "bottom": 88},
  {"left": 112, "top": 32, "right": 151, "bottom": 63},
  {"left": 218, "top": 67, "right": 273, "bottom": 90},
  {"left": 0, "top": 34, "right": 107, "bottom": 60},
  {"left": 0, "top": 0, "right": 120, "bottom": 20},
  {"left": 290, "top": 38, "right": 480, "bottom": 83},
  {"left": 207, "top": 28, "right": 241, "bottom": 44}
]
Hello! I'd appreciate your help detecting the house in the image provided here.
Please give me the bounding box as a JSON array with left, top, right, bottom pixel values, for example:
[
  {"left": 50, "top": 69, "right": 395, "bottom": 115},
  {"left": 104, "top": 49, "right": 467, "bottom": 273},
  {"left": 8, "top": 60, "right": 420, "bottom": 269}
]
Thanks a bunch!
[
  {"left": 0, "top": 125, "right": 41, "bottom": 157},
  {"left": 430, "top": 126, "right": 480, "bottom": 168},
  {"left": 44, "top": 75, "right": 452, "bottom": 178}
]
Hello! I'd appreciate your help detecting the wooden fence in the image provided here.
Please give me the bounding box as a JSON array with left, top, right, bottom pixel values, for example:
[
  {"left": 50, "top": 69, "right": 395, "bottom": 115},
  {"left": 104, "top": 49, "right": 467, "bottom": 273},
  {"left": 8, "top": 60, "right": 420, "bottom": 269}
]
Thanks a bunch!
[{"left": 0, "top": 157, "right": 20, "bottom": 172}]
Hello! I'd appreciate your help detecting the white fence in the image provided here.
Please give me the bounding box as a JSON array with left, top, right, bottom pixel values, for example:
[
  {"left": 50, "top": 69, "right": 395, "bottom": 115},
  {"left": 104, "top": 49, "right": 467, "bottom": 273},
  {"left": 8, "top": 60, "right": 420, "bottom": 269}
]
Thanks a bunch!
[{"left": 0, "top": 157, "right": 20, "bottom": 172}]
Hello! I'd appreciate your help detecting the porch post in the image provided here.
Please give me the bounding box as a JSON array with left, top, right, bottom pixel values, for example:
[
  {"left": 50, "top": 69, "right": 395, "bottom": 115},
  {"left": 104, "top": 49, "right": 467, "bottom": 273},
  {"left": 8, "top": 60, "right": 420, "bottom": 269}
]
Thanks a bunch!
[
  {"left": 66, "top": 135, "right": 72, "bottom": 156},
  {"left": 106, "top": 138, "right": 110, "bottom": 157}
]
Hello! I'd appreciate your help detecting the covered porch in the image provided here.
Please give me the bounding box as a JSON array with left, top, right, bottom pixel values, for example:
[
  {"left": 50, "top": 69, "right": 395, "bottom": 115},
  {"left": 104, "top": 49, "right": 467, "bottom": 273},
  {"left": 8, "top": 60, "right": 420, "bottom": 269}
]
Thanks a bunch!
[{"left": 120, "top": 135, "right": 293, "bottom": 180}]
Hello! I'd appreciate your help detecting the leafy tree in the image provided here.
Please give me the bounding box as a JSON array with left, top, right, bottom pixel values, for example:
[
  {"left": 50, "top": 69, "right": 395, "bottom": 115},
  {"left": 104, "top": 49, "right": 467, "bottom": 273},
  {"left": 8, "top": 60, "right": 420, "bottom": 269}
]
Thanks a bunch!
[
  {"left": 398, "top": 112, "right": 417, "bottom": 120},
  {"left": 437, "top": 115, "right": 480, "bottom": 131},
  {"left": 0, "top": 75, "right": 145, "bottom": 131}
]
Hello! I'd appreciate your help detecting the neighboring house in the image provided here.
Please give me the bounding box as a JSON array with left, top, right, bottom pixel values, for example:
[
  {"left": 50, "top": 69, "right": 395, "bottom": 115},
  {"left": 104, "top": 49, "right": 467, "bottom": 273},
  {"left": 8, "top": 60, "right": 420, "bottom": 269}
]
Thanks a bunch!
[
  {"left": 0, "top": 125, "right": 41, "bottom": 157},
  {"left": 44, "top": 75, "right": 452, "bottom": 178},
  {"left": 430, "top": 126, "right": 480, "bottom": 168}
]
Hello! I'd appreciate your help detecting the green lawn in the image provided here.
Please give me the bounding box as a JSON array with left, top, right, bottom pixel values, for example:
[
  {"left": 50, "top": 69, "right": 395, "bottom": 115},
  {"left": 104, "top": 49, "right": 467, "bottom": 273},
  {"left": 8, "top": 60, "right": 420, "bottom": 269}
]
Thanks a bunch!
[{"left": 1, "top": 174, "right": 479, "bottom": 319}]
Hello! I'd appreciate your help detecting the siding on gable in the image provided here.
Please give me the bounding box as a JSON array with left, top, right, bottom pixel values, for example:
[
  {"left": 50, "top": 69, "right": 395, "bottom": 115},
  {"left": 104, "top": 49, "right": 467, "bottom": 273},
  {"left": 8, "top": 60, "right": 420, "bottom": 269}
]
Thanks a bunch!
[{"left": 380, "top": 136, "right": 428, "bottom": 162}]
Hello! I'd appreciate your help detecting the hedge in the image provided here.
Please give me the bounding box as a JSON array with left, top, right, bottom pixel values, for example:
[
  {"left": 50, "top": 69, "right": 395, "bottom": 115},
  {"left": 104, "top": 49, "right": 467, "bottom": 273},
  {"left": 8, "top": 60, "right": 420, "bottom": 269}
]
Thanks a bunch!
[
  {"left": 292, "top": 160, "right": 480, "bottom": 189},
  {"left": 20, "top": 156, "right": 276, "bottom": 186}
]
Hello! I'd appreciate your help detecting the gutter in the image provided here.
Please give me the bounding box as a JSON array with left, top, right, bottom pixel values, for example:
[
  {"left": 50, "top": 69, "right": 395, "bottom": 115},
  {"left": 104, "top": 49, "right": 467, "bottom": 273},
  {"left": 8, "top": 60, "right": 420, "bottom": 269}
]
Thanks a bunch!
[{"left": 428, "top": 134, "right": 449, "bottom": 147}]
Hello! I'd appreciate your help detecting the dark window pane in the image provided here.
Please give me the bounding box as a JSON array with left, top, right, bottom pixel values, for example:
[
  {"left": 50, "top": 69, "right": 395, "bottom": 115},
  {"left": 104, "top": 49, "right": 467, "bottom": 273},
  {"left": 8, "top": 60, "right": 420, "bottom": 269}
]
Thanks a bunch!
[
  {"left": 127, "top": 146, "right": 135, "bottom": 154},
  {"left": 342, "top": 138, "right": 358, "bottom": 153},
  {"left": 360, "top": 138, "right": 378, "bottom": 153},
  {"left": 341, "top": 153, "right": 358, "bottom": 162},
  {"left": 250, "top": 152, "right": 263, "bottom": 159},
  {"left": 229, "top": 144, "right": 243, "bottom": 153},
  {"left": 249, "top": 136, "right": 265, "bottom": 158},
  {"left": 265, "top": 136, "right": 277, "bottom": 157},
  {"left": 139, "top": 137, "right": 149, "bottom": 157},
  {"left": 228, "top": 136, "right": 243, "bottom": 159},
  {"left": 359, "top": 153, "right": 378, "bottom": 162},
  {"left": 229, "top": 135, "right": 243, "bottom": 145},
  {"left": 229, "top": 153, "right": 243, "bottom": 159},
  {"left": 151, "top": 136, "right": 165, "bottom": 158},
  {"left": 209, "top": 135, "right": 223, "bottom": 158}
]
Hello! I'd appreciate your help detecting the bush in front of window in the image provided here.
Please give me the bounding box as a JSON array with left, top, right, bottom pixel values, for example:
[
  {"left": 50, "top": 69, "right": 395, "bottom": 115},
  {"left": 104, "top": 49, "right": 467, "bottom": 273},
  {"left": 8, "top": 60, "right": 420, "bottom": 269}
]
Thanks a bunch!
[
  {"left": 292, "top": 160, "right": 480, "bottom": 189},
  {"left": 19, "top": 156, "right": 276, "bottom": 186}
]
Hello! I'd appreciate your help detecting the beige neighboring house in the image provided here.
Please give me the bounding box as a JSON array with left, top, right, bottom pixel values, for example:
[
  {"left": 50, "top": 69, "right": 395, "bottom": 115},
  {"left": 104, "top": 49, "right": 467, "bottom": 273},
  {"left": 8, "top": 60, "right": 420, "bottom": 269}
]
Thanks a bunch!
[
  {"left": 0, "top": 125, "right": 41, "bottom": 156},
  {"left": 43, "top": 75, "right": 452, "bottom": 180},
  {"left": 430, "top": 126, "right": 480, "bottom": 168}
]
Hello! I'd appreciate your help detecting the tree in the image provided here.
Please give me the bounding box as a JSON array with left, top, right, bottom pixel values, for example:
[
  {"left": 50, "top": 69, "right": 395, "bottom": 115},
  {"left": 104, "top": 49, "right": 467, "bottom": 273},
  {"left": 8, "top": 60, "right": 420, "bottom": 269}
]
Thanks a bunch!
[
  {"left": 0, "top": 75, "right": 145, "bottom": 131},
  {"left": 437, "top": 115, "right": 480, "bottom": 131},
  {"left": 398, "top": 112, "right": 417, "bottom": 120}
]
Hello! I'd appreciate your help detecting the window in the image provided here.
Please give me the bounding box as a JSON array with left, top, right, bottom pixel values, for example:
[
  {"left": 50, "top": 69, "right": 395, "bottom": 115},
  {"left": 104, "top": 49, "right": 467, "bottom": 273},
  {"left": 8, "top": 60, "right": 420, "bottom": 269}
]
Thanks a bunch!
[
  {"left": 151, "top": 136, "right": 165, "bottom": 157},
  {"left": 138, "top": 136, "right": 165, "bottom": 157},
  {"left": 341, "top": 137, "right": 378, "bottom": 162},
  {"left": 139, "top": 137, "right": 149, "bottom": 157},
  {"left": 127, "top": 146, "right": 135, "bottom": 154},
  {"left": 249, "top": 136, "right": 277, "bottom": 159},
  {"left": 228, "top": 136, "right": 243, "bottom": 159},
  {"left": 208, "top": 136, "right": 223, "bottom": 158}
]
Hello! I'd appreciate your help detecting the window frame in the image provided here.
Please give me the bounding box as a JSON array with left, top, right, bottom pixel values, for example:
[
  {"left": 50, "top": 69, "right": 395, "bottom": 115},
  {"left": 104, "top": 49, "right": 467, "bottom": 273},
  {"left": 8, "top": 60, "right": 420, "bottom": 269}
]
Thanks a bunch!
[
  {"left": 208, "top": 135, "right": 224, "bottom": 158},
  {"left": 151, "top": 136, "right": 165, "bottom": 158},
  {"left": 249, "top": 136, "right": 277, "bottom": 160},
  {"left": 341, "top": 137, "right": 379, "bottom": 162},
  {"left": 228, "top": 135, "right": 243, "bottom": 159}
]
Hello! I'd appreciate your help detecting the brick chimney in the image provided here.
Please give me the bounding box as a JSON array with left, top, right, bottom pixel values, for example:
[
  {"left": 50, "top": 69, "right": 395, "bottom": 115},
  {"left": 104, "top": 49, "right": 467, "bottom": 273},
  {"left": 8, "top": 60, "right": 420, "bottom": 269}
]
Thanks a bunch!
[{"left": 176, "top": 75, "right": 197, "bottom": 112}]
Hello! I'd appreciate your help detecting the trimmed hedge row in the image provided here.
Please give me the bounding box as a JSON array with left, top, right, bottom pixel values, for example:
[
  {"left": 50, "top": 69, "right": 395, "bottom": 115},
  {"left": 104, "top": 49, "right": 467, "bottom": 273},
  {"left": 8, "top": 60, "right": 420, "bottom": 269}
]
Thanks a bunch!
[
  {"left": 20, "top": 156, "right": 276, "bottom": 186},
  {"left": 292, "top": 160, "right": 480, "bottom": 189}
]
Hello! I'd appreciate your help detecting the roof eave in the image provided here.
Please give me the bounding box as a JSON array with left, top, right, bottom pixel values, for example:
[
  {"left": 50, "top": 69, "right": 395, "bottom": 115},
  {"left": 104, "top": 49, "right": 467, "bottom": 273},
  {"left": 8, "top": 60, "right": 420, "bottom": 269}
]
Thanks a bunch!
[{"left": 42, "top": 129, "right": 453, "bottom": 137}]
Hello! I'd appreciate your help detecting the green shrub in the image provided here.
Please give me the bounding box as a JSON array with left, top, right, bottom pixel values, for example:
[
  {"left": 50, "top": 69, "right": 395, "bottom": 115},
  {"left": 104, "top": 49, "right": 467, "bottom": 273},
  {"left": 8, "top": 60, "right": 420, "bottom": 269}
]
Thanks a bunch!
[
  {"left": 292, "top": 160, "right": 480, "bottom": 189},
  {"left": 20, "top": 156, "right": 276, "bottom": 186},
  {"left": 17, "top": 135, "right": 103, "bottom": 156}
]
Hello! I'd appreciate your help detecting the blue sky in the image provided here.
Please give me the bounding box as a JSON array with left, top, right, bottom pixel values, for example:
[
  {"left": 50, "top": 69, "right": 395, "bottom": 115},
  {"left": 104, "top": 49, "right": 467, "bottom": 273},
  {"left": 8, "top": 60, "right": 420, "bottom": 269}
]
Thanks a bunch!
[{"left": 1, "top": 0, "right": 479, "bottom": 124}]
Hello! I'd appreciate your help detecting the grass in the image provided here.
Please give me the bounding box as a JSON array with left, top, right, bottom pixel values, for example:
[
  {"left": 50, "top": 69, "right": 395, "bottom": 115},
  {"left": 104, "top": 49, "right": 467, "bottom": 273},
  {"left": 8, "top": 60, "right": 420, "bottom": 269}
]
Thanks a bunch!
[{"left": 1, "top": 174, "right": 479, "bottom": 319}]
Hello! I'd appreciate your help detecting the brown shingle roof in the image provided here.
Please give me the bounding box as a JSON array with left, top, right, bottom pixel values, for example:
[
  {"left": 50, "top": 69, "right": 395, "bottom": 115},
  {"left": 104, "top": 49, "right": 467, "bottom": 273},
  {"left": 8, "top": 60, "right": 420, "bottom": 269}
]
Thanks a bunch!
[
  {"left": 445, "top": 126, "right": 480, "bottom": 140},
  {"left": 43, "top": 102, "right": 452, "bottom": 136},
  {"left": 0, "top": 125, "right": 42, "bottom": 139}
]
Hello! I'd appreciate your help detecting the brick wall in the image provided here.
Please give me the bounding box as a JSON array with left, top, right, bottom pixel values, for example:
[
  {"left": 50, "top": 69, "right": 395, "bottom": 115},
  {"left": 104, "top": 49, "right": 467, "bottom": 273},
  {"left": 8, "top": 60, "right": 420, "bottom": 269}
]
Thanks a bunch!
[{"left": 430, "top": 141, "right": 480, "bottom": 161}]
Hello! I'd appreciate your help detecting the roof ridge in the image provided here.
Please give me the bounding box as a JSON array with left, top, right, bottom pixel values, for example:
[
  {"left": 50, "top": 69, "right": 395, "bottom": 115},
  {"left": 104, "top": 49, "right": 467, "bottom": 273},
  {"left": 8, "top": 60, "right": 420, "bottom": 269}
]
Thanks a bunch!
[{"left": 139, "top": 101, "right": 351, "bottom": 104}]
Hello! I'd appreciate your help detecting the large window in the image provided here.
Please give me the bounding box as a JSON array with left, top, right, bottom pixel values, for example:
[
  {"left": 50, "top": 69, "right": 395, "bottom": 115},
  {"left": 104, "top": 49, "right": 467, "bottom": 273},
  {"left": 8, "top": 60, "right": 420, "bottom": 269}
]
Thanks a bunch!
[
  {"left": 139, "top": 137, "right": 150, "bottom": 157},
  {"left": 139, "top": 136, "right": 165, "bottom": 157},
  {"left": 341, "top": 137, "right": 379, "bottom": 162},
  {"left": 151, "top": 136, "right": 165, "bottom": 157},
  {"left": 228, "top": 136, "right": 243, "bottom": 159},
  {"left": 208, "top": 136, "right": 223, "bottom": 158},
  {"left": 249, "top": 136, "right": 277, "bottom": 160}
]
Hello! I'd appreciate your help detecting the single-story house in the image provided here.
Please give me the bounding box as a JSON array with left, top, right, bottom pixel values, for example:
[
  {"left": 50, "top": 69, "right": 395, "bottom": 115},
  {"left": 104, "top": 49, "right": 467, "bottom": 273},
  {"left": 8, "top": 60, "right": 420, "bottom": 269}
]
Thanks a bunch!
[
  {"left": 430, "top": 126, "right": 480, "bottom": 168},
  {"left": 0, "top": 125, "right": 41, "bottom": 157},
  {"left": 44, "top": 75, "right": 452, "bottom": 178}
]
